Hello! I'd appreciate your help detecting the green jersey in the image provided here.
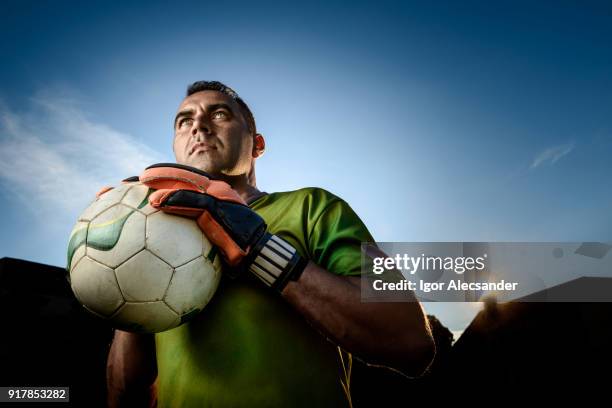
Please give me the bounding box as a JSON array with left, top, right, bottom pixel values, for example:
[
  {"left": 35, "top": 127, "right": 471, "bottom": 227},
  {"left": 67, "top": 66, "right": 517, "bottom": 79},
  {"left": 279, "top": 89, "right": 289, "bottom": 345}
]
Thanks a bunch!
[{"left": 155, "top": 187, "right": 375, "bottom": 407}]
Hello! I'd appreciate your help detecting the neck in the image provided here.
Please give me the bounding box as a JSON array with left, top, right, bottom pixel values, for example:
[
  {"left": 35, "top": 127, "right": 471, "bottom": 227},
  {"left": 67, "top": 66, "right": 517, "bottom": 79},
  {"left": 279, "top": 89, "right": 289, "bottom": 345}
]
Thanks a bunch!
[{"left": 217, "top": 173, "right": 262, "bottom": 204}]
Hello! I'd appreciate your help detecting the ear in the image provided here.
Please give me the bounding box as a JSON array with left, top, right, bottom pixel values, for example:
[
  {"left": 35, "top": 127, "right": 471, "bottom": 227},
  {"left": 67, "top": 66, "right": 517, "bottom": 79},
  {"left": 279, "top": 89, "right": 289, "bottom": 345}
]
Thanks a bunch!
[{"left": 252, "top": 133, "right": 266, "bottom": 158}]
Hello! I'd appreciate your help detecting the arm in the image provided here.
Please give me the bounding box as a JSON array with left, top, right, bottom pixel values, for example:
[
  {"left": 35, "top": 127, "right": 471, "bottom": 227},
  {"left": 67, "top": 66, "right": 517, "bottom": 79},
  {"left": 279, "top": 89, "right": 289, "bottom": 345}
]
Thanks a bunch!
[
  {"left": 281, "top": 262, "right": 435, "bottom": 377},
  {"left": 106, "top": 330, "right": 158, "bottom": 408}
]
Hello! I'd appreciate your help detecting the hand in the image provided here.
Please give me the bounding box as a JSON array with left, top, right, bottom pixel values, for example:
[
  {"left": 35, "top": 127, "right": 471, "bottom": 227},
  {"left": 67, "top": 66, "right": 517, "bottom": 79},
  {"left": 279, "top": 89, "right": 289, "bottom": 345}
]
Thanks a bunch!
[{"left": 139, "top": 163, "right": 307, "bottom": 292}]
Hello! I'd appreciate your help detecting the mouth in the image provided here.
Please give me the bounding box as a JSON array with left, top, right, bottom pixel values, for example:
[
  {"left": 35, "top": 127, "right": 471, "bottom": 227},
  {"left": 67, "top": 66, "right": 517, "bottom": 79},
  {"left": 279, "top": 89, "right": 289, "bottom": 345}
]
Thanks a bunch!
[{"left": 189, "top": 142, "right": 217, "bottom": 155}]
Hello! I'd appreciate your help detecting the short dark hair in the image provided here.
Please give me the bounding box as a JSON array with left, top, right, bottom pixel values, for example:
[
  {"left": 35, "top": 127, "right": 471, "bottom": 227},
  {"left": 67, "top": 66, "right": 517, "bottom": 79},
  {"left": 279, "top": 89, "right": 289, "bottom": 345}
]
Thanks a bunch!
[{"left": 186, "top": 81, "right": 257, "bottom": 135}]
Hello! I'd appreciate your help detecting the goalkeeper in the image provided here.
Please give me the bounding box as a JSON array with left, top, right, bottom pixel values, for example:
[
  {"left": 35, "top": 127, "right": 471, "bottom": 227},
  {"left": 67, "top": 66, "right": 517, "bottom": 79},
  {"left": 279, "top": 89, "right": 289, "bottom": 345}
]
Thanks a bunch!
[{"left": 106, "top": 81, "right": 435, "bottom": 407}]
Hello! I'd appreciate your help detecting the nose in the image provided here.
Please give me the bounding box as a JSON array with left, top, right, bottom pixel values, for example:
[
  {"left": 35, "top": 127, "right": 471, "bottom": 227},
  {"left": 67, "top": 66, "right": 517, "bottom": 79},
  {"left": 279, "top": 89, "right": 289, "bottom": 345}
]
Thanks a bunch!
[{"left": 191, "top": 114, "right": 211, "bottom": 140}]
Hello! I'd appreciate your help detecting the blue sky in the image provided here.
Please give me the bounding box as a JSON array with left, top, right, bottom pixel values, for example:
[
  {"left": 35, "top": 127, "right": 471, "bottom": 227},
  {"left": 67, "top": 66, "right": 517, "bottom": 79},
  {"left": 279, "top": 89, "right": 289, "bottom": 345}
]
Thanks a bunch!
[{"left": 1, "top": 0, "right": 611, "bottom": 331}]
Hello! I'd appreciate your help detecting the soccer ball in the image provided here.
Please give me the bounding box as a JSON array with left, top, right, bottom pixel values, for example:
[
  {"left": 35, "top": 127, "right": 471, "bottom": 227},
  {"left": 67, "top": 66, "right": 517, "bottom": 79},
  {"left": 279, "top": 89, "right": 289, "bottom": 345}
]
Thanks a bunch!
[{"left": 66, "top": 181, "right": 222, "bottom": 333}]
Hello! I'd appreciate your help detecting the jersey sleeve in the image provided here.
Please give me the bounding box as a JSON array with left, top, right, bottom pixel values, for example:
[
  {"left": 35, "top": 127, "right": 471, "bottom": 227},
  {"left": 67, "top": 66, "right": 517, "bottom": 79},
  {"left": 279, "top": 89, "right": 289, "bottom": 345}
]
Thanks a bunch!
[{"left": 307, "top": 193, "right": 375, "bottom": 277}]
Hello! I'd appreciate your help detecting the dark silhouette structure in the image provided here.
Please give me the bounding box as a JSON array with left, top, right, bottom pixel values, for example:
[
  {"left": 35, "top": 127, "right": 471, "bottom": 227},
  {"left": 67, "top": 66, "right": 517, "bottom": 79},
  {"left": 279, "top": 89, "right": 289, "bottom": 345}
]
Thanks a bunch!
[
  {"left": 433, "top": 285, "right": 612, "bottom": 401},
  {"left": 0, "top": 257, "right": 113, "bottom": 407}
]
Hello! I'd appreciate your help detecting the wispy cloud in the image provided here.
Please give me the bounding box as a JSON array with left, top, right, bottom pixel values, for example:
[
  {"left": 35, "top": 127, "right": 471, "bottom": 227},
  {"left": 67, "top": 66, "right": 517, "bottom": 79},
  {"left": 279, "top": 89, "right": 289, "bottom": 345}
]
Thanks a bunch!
[
  {"left": 530, "top": 142, "right": 575, "bottom": 169},
  {"left": 0, "top": 91, "right": 165, "bottom": 220}
]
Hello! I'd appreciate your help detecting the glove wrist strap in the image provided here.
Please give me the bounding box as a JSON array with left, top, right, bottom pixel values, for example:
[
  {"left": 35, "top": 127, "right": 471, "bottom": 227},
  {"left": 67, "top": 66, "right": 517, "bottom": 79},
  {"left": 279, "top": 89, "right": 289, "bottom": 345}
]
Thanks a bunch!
[{"left": 248, "top": 233, "right": 308, "bottom": 292}]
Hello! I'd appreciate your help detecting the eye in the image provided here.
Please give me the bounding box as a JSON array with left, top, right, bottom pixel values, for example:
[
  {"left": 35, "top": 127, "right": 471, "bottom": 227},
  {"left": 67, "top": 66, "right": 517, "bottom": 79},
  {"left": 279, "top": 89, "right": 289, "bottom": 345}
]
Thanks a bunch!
[
  {"left": 178, "top": 118, "right": 193, "bottom": 128},
  {"left": 212, "top": 110, "right": 228, "bottom": 119}
]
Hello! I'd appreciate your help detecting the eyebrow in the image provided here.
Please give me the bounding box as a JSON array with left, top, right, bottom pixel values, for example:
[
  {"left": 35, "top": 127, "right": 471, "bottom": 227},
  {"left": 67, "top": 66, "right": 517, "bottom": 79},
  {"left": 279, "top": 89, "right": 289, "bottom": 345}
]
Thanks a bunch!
[{"left": 174, "top": 103, "right": 234, "bottom": 128}]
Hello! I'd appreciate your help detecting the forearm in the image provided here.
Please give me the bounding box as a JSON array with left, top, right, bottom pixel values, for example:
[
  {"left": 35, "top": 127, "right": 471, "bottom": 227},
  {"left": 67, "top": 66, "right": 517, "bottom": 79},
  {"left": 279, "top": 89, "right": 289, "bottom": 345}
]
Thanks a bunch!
[
  {"left": 107, "top": 330, "right": 158, "bottom": 408},
  {"left": 280, "top": 262, "right": 435, "bottom": 377}
]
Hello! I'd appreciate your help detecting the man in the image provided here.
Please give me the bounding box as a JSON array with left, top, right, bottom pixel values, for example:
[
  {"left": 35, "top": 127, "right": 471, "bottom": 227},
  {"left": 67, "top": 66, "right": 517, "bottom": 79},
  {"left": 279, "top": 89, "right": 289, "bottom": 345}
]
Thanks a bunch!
[{"left": 107, "top": 81, "right": 435, "bottom": 407}]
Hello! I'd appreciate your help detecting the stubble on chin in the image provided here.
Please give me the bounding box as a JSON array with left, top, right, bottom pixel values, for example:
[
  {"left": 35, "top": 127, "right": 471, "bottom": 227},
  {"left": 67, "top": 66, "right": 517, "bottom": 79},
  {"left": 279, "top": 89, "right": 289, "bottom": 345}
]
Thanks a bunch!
[{"left": 187, "top": 158, "right": 225, "bottom": 177}]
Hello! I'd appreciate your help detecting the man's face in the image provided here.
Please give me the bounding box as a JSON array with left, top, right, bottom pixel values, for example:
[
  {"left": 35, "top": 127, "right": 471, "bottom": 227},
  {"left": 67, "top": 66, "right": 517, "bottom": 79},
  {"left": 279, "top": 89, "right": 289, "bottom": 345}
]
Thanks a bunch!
[{"left": 173, "top": 90, "right": 254, "bottom": 176}]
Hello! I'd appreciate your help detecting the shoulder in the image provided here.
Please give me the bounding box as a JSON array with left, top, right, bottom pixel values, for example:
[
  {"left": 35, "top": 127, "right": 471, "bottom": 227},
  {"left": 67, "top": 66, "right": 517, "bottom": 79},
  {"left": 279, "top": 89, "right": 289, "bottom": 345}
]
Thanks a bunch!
[
  {"left": 266, "top": 187, "right": 344, "bottom": 205},
  {"left": 252, "top": 187, "right": 358, "bottom": 231},
  {"left": 256, "top": 187, "right": 350, "bottom": 216}
]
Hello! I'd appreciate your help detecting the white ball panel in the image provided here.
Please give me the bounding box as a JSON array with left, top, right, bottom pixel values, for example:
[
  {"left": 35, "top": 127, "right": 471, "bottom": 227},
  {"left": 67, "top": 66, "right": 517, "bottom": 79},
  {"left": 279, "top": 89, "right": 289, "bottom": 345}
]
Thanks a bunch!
[
  {"left": 138, "top": 204, "right": 159, "bottom": 216},
  {"left": 81, "top": 303, "right": 108, "bottom": 320},
  {"left": 116, "top": 250, "right": 173, "bottom": 302},
  {"left": 70, "top": 256, "right": 124, "bottom": 317},
  {"left": 146, "top": 212, "right": 203, "bottom": 267},
  {"left": 87, "top": 204, "right": 146, "bottom": 268},
  {"left": 165, "top": 256, "right": 221, "bottom": 315},
  {"left": 202, "top": 233, "right": 213, "bottom": 259},
  {"left": 67, "top": 219, "right": 88, "bottom": 271},
  {"left": 122, "top": 183, "right": 150, "bottom": 209},
  {"left": 69, "top": 245, "right": 87, "bottom": 273},
  {"left": 69, "top": 220, "right": 88, "bottom": 237},
  {"left": 78, "top": 184, "right": 132, "bottom": 222},
  {"left": 112, "top": 301, "right": 180, "bottom": 333}
]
